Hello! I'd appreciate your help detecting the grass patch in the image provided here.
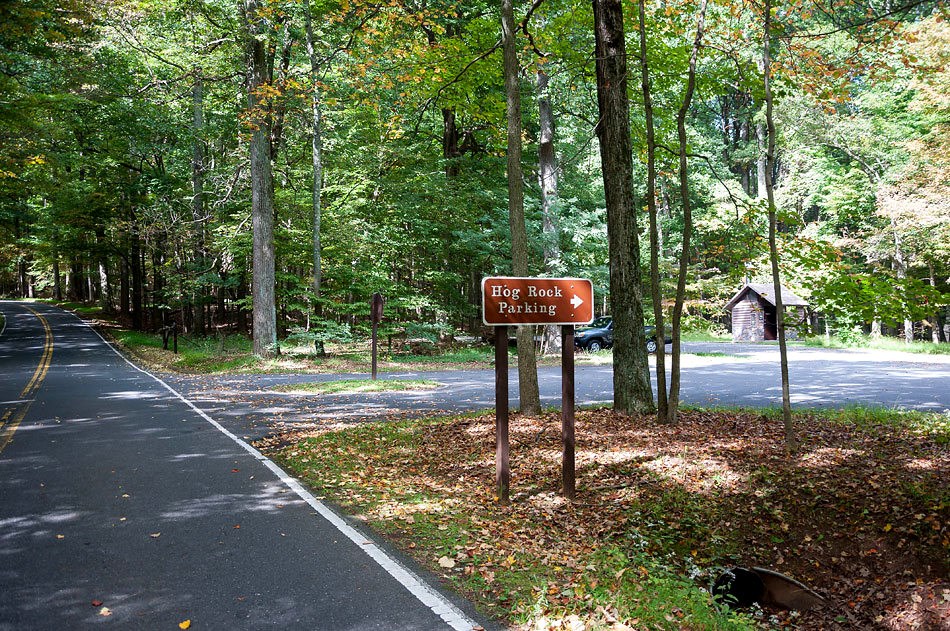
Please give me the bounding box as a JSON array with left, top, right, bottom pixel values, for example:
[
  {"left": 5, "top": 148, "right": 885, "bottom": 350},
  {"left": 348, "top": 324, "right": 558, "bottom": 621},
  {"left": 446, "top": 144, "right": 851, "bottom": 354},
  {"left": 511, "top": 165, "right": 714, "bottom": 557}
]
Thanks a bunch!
[
  {"left": 263, "top": 408, "right": 948, "bottom": 629},
  {"left": 387, "top": 346, "right": 494, "bottom": 365},
  {"left": 680, "top": 330, "right": 733, "bottom": 343},
  {"left": 802, "top": 335, "right": 950, "bottom": 355},
  {"left": 104, "top": 328, "right": 505, "bottom": 374},
  {"left": 270, "top": 378, "right": 440, "bottom": 395},
  {"left": 37, "top": 299, "right": 105, "bottom": 317}
]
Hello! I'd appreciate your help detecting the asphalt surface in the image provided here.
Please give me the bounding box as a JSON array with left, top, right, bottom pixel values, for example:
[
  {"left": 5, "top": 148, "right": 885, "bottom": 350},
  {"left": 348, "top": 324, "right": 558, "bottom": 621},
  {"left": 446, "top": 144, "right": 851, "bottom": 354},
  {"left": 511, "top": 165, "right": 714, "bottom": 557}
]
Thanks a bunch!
[
  {"left": 3, "top": 302, "right": 947, "bottom": 630},
  {"left": 165, "top": 341, "right": 950, "bottom": 442},
  {"left": 0, "top": 302, "right": 485, "bottom": 630}
]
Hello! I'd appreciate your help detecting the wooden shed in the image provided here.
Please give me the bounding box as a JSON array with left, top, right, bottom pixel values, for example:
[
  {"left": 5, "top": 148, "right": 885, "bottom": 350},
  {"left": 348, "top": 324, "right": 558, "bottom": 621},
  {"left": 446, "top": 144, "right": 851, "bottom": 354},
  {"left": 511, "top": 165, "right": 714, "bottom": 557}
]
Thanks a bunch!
[{"left": 725, "top": 283, "right": 808, "bottom": 342}]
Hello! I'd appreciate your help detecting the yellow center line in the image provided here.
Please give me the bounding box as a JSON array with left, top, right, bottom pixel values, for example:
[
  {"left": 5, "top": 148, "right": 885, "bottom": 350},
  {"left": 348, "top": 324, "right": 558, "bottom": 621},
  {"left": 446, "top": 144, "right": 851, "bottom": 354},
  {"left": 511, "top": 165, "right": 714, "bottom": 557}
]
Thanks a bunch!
[{"left": 0, "top": 307, "right": 54, "bottom": 454}]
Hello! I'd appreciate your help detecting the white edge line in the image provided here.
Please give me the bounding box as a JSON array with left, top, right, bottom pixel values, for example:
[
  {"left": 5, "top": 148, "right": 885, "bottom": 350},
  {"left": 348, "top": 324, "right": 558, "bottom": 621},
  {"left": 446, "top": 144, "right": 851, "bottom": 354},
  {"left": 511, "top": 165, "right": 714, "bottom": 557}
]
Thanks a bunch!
[{"left": 69, "top": 311, "right": 479, "bottom": 631}]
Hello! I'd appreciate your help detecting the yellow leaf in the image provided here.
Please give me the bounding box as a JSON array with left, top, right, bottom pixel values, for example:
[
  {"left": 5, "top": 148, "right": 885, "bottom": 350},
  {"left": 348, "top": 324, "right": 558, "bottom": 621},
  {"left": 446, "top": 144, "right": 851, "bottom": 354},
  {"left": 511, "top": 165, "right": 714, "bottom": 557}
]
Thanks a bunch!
[{"left": 179, "top": 620, "right": 191, "bottom": 630}]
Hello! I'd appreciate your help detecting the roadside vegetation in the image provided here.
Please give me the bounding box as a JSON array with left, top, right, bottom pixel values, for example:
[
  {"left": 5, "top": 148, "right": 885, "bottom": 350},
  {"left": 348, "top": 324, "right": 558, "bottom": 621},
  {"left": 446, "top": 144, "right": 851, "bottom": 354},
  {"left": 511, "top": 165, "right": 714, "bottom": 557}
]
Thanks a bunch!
[
  {"left": 40, "top": 298, "right": 950, "bottom": 377},
  {"left": 106, "top": 325, "right": 950, "bottom": 376},
  {"left": 801, "top": 335, "right": 950, "bottom": 355},
  {"left": 270, "top": 379, "right": 440, "bottom": 395},
  {"left": 265, "top": 407, "right": 949, "bottom": 630}
]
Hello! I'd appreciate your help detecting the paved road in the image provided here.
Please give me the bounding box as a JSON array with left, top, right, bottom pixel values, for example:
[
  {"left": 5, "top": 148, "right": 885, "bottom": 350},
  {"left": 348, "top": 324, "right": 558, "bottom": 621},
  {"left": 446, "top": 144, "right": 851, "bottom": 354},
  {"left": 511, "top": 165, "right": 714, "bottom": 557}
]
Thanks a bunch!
[
  {"left": 0, "top": 302, "right": 485, "bottom": 630},
  {"left": 166, "top": 342, "right": 950, "bottom": 442}
]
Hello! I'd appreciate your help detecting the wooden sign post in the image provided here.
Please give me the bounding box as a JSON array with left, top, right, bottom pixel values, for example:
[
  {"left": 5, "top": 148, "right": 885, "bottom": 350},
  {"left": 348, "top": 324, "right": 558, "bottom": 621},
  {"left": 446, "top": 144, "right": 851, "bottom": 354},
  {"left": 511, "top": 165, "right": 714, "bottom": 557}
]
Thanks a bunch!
[
  {"left": 370, "top": 292, "right": 384, "bottom": 381},
  {"left": 482, "top": 277, "right": 594, "bottom": 503}
]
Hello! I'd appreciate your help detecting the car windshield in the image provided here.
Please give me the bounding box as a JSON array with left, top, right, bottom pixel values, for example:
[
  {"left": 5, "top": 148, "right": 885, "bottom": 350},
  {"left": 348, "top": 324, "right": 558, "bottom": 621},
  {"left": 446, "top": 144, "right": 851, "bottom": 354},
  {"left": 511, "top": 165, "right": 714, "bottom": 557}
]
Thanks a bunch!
[{"left": 588, "top": 316, "right": 611, "bottom": 328}]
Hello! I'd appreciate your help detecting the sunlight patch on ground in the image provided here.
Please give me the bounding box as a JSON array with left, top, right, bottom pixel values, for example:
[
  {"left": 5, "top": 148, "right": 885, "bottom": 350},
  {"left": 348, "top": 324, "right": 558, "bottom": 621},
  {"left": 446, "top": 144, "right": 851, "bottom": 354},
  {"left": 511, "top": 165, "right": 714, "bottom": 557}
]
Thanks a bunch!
[
  {"left": 799, "top": 446, "right": 867, "bottom": 467},
  {"left": 638, "top": 455, "right": 746, "bottom": 493},
  {"left": 906, "top": 458, "right": 938, "bottom": 471},
  {"left": 99, "top": 390, "right": 161, "bottom": 400},
  {"left": 579, "top": 448, "right": 653, "bottom": 467}
]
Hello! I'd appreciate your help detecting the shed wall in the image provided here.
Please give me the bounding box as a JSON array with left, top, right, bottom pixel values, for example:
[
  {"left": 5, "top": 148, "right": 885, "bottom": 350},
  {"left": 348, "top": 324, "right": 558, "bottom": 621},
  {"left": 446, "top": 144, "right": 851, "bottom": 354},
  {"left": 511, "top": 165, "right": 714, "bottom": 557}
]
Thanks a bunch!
[{"left": 732, "top": 295, "right": 765, "bottom": 342}]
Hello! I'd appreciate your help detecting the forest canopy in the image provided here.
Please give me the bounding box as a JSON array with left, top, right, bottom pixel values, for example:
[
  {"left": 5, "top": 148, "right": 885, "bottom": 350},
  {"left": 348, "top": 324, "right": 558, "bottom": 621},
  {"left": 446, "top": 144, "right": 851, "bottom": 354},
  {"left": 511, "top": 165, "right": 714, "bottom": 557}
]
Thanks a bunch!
[{"left": 1, "top": 0, "right": 947, "bottom": 346}]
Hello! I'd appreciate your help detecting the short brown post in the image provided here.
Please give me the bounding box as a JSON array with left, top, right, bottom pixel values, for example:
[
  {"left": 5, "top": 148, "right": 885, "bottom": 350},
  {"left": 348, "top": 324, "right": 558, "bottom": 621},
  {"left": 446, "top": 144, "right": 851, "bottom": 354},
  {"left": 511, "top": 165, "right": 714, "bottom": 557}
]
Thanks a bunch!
[
  {"left": 370, "top": 292, "right": 383, "bottom": 380},
  {"left": 172, "top": 322, "right": 178, "bottom": 355},
  {"left": 561, "top": 324, "right": 575, "bottom": 500},
  {"left": 495, "top": 325, "right": 510, "bottom": 505}
]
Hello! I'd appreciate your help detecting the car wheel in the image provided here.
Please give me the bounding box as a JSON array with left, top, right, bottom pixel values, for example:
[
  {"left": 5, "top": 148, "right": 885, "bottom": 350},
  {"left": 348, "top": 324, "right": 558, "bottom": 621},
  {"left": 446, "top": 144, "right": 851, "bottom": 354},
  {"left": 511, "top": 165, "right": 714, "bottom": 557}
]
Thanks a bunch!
[
  {"left": 587, "top": 339, "right": 603, "bottom": 352},
  {"left": 646, "top": 339, "right": 658, "bottom": 353}
]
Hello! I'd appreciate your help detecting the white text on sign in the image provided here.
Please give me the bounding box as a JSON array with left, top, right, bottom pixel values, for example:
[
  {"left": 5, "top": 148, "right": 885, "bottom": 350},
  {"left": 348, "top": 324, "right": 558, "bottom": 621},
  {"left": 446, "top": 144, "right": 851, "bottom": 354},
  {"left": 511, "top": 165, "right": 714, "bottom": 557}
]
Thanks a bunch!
[{"left": 481, "top": 277, "right": 594, "bottom": 326}]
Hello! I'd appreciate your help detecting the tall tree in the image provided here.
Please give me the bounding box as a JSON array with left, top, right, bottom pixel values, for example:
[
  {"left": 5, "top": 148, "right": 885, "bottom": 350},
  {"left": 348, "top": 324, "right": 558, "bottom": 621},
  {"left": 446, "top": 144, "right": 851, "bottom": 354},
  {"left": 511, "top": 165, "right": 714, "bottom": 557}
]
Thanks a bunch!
[
  {"left": 636, "top": 0, "right": 667, "bottom": 421},
  {"left": 592, "top": 0, "right": 652, "bottom": 414},
  {"left": 502, "top": 0, "right": 542, "bottom": 416},
  {"left": 303, "top": 0, "right": 325, "bottom": 353},
  {"left": 537, "top": 63, "right": 563, "bottom": 356},
  {"left": 762, "top": 0, "right": 798, "bottom": 453},
  {"left": 240, "top": 0, "right": 277, "bottom": 358},
  {"left": 667, "top": 0, "right": 708, "bottom": 423}
]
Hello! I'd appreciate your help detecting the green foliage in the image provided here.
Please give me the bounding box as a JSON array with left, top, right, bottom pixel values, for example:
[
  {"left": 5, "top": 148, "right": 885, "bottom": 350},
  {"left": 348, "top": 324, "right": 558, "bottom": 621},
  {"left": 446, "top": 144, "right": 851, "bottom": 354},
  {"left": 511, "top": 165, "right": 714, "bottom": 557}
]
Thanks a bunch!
[
  {"left": 809, "top": 270, "right": 948, "bottom": 330},
  {"left": 1, "top": 0, "right": 946, "bottom": 348}
]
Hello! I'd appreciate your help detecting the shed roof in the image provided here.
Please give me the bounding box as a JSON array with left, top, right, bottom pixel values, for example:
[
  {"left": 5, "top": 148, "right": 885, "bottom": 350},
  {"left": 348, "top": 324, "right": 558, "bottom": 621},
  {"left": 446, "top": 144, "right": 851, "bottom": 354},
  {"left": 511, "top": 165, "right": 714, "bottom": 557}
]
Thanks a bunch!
[{"left": 725, "top": 283, "right": 808, "bottom": 311}]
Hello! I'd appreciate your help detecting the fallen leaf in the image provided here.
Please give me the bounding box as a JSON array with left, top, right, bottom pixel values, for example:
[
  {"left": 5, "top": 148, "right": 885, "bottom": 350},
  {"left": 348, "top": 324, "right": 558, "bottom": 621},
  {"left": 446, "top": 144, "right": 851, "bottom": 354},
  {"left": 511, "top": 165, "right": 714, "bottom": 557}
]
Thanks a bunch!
[
  {"left": 179, "top": 620, "right": 191, "bottom": 629},
  {"left": 56, "top": 534, "right": 65, "bottom": 539},
  {"left": 437, "top": 556, "right": 456, "bottom": 569},
  {"left": 150, "top": 532, "right": 161, "bottom": 538},
  {"left": 91, "top": 600, "right": 103, "bottom": 607},
  {"left": 99, "top": 607, "right": 112, "bottom": 617}
]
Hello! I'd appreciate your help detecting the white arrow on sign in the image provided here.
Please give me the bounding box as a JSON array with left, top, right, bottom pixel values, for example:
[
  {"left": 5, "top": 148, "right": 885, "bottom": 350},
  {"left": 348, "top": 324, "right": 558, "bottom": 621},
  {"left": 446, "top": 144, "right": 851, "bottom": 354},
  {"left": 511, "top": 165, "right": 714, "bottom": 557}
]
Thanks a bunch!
[{"left": 570, "top": 294, "right": 584, "bottom": 309}]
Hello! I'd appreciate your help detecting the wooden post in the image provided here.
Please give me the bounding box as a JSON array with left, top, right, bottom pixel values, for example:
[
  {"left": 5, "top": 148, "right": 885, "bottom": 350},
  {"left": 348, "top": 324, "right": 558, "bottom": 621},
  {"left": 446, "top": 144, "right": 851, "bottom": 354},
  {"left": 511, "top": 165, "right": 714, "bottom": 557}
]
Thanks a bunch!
[
  {"left": 561, "top": 325, "right": 575, "bottom": 499},
  {"left": 495, "top": 325, "right": 510, "bottom": 505},
  {"left": 370, "top": 292, "right": 383, "bottom": 380},
  {"left": 371, "top": 319, "right": 378, "bottom": 381}
]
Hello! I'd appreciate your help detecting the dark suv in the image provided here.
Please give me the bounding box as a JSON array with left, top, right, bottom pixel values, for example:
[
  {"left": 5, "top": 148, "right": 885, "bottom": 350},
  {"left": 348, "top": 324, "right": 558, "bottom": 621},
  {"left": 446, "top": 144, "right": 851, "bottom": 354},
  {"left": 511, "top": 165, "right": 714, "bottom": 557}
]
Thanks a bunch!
[{"left": 574, "top": 316, "right": 669, "bottom": 353}]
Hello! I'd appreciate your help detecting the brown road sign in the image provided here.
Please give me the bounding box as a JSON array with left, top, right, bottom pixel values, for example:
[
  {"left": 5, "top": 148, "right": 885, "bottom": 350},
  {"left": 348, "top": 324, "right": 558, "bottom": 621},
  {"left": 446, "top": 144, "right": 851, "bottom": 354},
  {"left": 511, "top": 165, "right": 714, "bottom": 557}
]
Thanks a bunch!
[{"left": 482, "top": 277, "right": 594, "bottom": 326}]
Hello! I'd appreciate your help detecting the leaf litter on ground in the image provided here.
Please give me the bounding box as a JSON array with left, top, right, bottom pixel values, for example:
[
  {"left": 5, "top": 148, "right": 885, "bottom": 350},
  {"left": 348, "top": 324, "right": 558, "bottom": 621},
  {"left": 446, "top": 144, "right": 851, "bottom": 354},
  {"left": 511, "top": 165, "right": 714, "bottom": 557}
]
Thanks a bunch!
[{"left": 263, "top": 408, "right": 948, "bottom": 630}]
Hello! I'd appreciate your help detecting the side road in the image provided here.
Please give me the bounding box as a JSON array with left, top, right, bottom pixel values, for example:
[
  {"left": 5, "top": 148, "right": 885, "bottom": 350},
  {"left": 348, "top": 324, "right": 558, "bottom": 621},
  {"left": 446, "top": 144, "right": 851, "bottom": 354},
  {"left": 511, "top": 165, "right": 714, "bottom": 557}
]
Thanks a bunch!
[
  {"left": 0, "top": 302, "right": 489, "bottom": 630},
  {"left": 163, "top": 343, "right": 950, "bottom": 442}
]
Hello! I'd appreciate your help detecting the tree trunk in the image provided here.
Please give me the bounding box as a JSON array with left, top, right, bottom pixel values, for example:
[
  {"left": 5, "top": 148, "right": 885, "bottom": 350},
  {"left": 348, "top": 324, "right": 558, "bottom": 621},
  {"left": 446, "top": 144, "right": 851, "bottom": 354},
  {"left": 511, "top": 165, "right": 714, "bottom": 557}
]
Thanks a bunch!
[
  {"left": 120, "top": 256, "right": 130, "bottom": 317},
  {"left": 762, "top": 0, "right": 798, "bottom": 453},
  {"left": 304, "top": 0, "right": 326, "bottom": 355},
  {"left": 53, "top": 253, "right": 62, "bottom": 301},
  {"left": 667, "top": 0, "right": 708, "bottom": 423},
  {"left": 96, "top": 226, "right": 111, "bottom": 313},
  {"left": 637, "top": 0, "right": 668, "bottom": 422},
  {"left": 537, "top": 67, "right": 562, "bottom": 356},
  {"left": 130, "top": 228, "right": 143, "bottom": 330},
  {"left": 443, "top": 108, "right": 461, "bottom": 178},
  {"left": 501, "top": 0, "right": 541, "bottom": 415},
  {"left": 930, "top": 264, "right": 944, "bottom": 343},
  {"left": 740, "top": 117, "right": 751, "bottom": 195},
  {"left": 192, "top": 67, "right": 206, "bottom": 336},
  {"left": 241, "top": 0, "right": 277, "bottom": 358},
  {"left": 593, "top": 0, "right": 653, "bottom": 414},
  {"left": 756, "top": 121, "right": 767, "bottom": 199}
]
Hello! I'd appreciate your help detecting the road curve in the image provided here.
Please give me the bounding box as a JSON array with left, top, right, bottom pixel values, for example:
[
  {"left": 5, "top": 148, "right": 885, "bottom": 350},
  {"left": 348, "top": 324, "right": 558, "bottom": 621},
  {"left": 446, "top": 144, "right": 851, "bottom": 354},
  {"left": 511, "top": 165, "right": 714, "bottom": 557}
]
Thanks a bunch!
[{"left": 0, "top": 302, "right": 485, "bottom": 630}]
